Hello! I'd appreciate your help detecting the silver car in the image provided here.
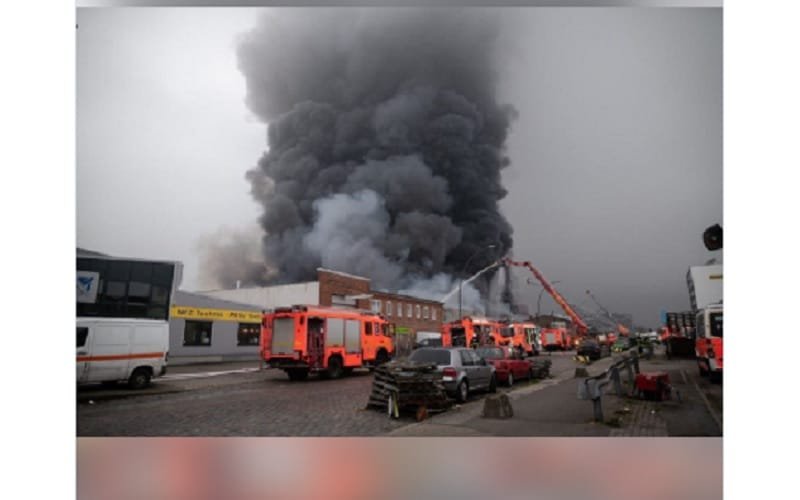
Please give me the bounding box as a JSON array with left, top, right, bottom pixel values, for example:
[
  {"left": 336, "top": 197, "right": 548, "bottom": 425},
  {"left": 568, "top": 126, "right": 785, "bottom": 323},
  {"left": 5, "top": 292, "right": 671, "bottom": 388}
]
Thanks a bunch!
[{"left": 408, "top": 347, "right": 497, "bottom": 403}]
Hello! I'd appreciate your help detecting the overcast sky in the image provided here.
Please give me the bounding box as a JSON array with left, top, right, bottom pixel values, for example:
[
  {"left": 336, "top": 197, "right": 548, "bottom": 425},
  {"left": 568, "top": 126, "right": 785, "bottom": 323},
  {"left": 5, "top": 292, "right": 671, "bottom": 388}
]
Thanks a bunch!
[{"left": 77, "top": 7, "right": 721, "bottom": 327}]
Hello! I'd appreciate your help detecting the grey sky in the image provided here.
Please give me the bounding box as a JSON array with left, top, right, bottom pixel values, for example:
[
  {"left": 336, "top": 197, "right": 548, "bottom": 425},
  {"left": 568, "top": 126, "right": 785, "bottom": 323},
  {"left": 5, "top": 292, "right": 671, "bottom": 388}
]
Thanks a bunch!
[
  {"left": 77, "top": 7, "right": 721, "bottom": 327},
  {"left": 499, "top": 8, "right": 721, "bottom": 327},
  {"left": 77, "top": 8, "right": 264, "bottom": 288}
]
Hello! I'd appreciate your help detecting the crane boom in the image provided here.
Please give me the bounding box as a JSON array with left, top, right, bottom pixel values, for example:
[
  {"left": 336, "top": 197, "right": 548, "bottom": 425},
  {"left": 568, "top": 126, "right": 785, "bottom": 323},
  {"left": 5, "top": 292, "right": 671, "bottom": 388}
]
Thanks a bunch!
[
  {"left": 501, "top": 258, "right": 588, "bottom": 335},
  {"left": 585, "top": 290, "right": 630, "bottom": 335}
]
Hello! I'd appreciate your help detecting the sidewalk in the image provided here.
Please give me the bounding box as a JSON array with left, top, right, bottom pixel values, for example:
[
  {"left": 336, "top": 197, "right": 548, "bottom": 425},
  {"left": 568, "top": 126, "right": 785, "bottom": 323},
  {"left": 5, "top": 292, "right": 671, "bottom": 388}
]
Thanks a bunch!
[{"left": 389, "top": 350, "right": 720, "bottom": 437}]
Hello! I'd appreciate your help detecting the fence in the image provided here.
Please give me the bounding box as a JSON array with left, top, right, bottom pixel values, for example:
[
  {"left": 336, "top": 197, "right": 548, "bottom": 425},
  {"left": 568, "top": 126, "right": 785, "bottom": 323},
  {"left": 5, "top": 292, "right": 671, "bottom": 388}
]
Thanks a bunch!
[{"left": 577, "top": 352, "right": 641, "bottom": 422}]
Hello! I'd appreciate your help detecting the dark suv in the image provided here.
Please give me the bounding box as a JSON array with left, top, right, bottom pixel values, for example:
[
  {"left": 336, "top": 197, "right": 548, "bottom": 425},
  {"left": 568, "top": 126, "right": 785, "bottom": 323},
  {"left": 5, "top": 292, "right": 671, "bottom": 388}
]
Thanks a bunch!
[{"left": 576, "top": 338, "right": 602, "bottom": 360}]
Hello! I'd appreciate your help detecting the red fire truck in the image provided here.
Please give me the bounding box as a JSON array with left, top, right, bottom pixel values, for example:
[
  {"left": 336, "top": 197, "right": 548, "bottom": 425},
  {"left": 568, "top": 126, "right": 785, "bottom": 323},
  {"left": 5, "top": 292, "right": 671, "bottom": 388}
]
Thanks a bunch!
[
  {"left": 502, "top": 259, "right": 589, "bottom": 349},
  {"left": 508, "top": 321, "right": 539, "bottom": 356},
  {"left": 695, "top": 303, "right": 723, "bottom": 382},
  {"left": 261, "top": 305, "right": 394, "bottom": 381},
  {"left": 441, "top": 316, "right": 503, "bottom": 348},
  {"left": 540, "top": 327, "right": 568, "bottom": 351}
]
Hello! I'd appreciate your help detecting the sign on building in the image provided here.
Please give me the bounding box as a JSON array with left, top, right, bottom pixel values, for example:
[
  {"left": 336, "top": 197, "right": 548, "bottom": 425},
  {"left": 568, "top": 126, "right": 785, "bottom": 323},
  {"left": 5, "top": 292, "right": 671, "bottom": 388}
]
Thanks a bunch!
[{"left": 76, "top": 271, "right": 100, "bottom": 303}]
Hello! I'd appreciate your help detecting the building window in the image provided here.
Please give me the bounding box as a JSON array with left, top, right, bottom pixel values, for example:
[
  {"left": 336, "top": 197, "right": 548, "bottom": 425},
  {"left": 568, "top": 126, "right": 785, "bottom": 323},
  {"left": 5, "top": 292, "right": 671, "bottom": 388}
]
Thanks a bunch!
[
  {"left": 76, "top": 258, "right": 175, "bottom": 320},
  {"left": 416, "top": 304, "right": 421, "bottom": 319},
  {"left": 386, "top": 301, "right": 392, "bottom": 316},
  {"left": 432, "top": 308, "right": 437, "bottom": 321},
  {"left": 423, "top": 306, "right": 429, "bottom": 319},
  {"left": 406, "top": 304, "right": 413, "bottom": 318},
  {"left": 371, "top": 299, "right": 382, "bottom": 314},
  {"left": 184, "top": 320, "right": 213, "bottom": 346},
  {"left": 237, "top": 323, "right": 260, "bottom": 346}
]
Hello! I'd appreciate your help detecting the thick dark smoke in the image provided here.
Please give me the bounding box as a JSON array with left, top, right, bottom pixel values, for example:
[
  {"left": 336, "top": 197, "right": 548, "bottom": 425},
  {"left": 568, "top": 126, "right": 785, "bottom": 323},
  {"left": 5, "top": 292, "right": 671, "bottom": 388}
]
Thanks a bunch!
[
  {"left": 233, "top": 9, "right": 515, "bottom": 298},
  {"left": 196, "top": 226, "right": 270, "bottom": 290}
]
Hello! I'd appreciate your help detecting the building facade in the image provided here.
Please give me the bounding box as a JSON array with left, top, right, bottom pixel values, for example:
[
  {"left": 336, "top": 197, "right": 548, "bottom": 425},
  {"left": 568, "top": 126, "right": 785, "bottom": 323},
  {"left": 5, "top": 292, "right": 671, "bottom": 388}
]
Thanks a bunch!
[
  {"left": 168, "top": 290, "right": 263, "bottom": 364},
  {"left": 77, "top": 248, "right": 182, "bottom": 321},
  {"left": 198, "top": 268, "right": 444, "bottom": 355}
]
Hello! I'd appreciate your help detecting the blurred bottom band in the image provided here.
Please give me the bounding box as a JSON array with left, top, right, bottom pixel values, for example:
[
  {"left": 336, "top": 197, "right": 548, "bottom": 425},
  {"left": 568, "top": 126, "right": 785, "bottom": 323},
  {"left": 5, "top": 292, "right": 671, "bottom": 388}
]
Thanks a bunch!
[{"left": 77, "top": 437, "right": 722, "bottom": 500}]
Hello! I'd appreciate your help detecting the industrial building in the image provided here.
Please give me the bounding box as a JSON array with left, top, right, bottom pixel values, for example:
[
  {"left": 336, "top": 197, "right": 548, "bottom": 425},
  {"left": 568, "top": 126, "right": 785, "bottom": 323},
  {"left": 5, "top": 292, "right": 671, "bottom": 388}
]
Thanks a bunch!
[
  {"left": 168, "top": 290, "right": 263, "bottom": 364},
  {"left": 201, "top": 268, "right": 444, "bottom": 353},
  {"left": 78, "top": 248, "right": 262, "bottom": 364},
  {"left": 77, "top": 248, "right": 182, "bottom": 322},
  {"left": 79, "top": 249, "right": 445, "bottom": 361},
  {"left": 687, "top": 264, "right": 723, "bottom": 311}
]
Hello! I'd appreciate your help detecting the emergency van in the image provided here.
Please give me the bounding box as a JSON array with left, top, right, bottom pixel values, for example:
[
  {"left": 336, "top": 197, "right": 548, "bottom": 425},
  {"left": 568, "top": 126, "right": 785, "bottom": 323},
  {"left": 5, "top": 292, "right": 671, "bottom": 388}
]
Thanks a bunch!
[{"left": 77, "top": 318, "right": 169, "bottom": 389}]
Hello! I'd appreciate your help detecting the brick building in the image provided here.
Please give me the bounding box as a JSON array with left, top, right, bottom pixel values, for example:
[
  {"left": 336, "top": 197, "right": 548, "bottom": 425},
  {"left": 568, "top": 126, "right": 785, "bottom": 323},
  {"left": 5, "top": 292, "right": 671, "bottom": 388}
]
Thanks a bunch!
[
  {"left": 368, "top": 290, "right": 442, "bottom": 335},
  {"left": 200, "top": 268, "right": 444, "bottom": 354}
]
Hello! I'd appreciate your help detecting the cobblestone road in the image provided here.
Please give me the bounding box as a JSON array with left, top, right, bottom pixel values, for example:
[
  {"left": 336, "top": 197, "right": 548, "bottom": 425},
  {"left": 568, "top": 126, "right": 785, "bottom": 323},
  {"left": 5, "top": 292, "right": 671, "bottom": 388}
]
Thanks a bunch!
[
  {"left": 78, "top": 369, "right": 407, "bottom": 436},
  {"left": 77, "top": 353, "right": 577, "bottom": 436}
]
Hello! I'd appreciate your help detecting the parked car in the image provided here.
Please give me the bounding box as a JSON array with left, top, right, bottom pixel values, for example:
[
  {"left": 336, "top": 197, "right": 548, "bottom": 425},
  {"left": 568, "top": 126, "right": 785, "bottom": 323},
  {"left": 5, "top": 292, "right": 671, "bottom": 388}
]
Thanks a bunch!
[
  {"left": 408, "top": 347, "right": 496, "bottom": 403},
  {"left": 475, "top": 346, "right": 533, "bottom": 387},
  {"left": 576, "top": 338, "right": 603, "bottom": 361}
]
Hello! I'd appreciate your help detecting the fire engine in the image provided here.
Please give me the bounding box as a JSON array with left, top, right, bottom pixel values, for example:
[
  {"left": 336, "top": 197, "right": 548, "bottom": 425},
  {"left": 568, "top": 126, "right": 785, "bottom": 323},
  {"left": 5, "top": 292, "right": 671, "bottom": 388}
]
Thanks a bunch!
[
  {"left": 501, "top": 259, "right": 589, "bottom": 350},
  {"left": 261, "top": 305, "right": 394, "bottom": 381},
  {"left": 441, "top": 316, "right": 502, "bottom": 348},
  {"left": 695, "top": 303, "right": 723, "bottom": 382},
  {"left": 540, "top": 326, "right": 568, "bottom": 352},
  {"left": 661, "top": 311, "right": 696, "bottom": 358},
  {"left": 505, "top": 321, "right": 539, "bottom": 356}
]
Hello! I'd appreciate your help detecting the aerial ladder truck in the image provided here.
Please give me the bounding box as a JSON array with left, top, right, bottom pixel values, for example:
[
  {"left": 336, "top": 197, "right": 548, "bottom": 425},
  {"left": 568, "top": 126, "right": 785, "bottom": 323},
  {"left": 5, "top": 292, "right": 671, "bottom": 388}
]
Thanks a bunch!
[
  {"left": 501, "top": 258, "right": 589, "bottom": 351},
  {"left": 584, "top": 289, "right": 630, "bottom": 347}
]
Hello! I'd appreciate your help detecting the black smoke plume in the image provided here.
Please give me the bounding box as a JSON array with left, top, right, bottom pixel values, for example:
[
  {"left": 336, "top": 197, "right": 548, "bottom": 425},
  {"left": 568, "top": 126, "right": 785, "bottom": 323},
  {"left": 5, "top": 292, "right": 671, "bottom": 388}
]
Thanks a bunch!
[{"left": 233, "top": 9, "right": 515, "bottom": 299}]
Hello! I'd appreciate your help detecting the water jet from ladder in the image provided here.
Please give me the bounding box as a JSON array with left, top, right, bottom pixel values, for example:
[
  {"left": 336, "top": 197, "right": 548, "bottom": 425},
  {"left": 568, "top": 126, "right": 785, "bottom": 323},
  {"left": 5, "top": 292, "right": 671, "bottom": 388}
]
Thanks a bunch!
[{"left": 441, "top": 261, "right": 502, "bottom": 304}]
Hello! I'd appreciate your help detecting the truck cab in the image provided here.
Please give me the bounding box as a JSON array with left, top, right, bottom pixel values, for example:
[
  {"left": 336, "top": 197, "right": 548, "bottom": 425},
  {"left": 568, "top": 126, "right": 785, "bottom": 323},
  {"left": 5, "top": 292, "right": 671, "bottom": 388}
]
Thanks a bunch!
[{"left": 695, "top": 303, "right": 723, "bottom": 382}]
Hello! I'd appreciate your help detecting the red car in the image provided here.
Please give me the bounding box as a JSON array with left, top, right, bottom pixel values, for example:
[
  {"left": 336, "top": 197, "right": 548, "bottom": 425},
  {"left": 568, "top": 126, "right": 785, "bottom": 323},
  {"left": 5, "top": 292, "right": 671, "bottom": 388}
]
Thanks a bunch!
[{"left": 475, "top": 346, "right": 532, "bottom": 387}]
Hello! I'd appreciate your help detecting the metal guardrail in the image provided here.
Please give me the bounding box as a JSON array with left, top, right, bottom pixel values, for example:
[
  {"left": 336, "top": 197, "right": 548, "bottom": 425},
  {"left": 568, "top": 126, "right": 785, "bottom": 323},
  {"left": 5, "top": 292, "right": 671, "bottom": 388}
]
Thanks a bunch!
[{"left": 577, "top": 351, "right": 641, "bottom": 422}]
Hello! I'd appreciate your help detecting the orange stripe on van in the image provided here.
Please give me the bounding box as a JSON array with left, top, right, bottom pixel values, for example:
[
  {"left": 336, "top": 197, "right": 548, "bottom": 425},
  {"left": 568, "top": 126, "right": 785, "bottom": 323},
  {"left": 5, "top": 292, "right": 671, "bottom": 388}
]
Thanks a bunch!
[{"left": 77, "top": 352, "right": 165, "bottom": 362}]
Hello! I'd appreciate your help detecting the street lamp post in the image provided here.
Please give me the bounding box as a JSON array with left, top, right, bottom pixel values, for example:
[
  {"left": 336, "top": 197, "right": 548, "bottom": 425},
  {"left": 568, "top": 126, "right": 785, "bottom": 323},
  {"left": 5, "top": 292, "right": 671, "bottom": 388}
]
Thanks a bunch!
[{"left": 458, "top": 244, "right": 496, "bottom": 319}]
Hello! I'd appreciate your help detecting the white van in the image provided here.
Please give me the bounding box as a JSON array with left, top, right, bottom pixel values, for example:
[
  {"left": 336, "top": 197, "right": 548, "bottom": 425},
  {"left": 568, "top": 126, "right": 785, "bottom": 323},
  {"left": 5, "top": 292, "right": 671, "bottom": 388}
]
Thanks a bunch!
[{"left": 77, "top": 318, "right": 169, "bottom": 389}]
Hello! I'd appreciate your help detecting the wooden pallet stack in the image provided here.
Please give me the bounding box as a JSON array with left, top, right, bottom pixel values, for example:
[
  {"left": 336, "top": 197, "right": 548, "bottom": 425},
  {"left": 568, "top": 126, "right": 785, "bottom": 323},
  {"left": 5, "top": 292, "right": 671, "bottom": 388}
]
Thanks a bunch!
[
  {"left": 366, "top": 361, "right": 451, "bottom": 419},
  {"left": 530, "top": 358, "right": 552, "bottom": 379}
]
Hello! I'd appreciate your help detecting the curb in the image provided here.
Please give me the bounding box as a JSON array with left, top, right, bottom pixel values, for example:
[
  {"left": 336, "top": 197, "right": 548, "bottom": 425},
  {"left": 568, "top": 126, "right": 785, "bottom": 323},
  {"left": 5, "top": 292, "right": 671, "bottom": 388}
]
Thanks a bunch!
[{"left": 692, "top": 377, "right": 723, "bottom": 433}]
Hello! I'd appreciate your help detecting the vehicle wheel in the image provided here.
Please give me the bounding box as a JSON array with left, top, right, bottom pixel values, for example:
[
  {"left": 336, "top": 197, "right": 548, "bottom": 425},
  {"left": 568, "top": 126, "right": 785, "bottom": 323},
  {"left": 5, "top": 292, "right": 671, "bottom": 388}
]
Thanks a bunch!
[
  {"left": 326, "top": 356, "right": 344, "bottom": 379},
  {"left": 456, "top": 380, "right": 469, "bottom": 403},
  {"left": 287, "top": 369, "right": 309, "bottom": 381},
  {"left": 127, "top": 368, "right": 151, "bottom": 390},
  {"left": 507, "top": 372, "right": 514, "bottom": 388},
  {"left": 489, "top": 374, "right": 497, "bottom": 393},
  {"left": 529, "top": 367, "right": 535, "bottom": 380}
]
